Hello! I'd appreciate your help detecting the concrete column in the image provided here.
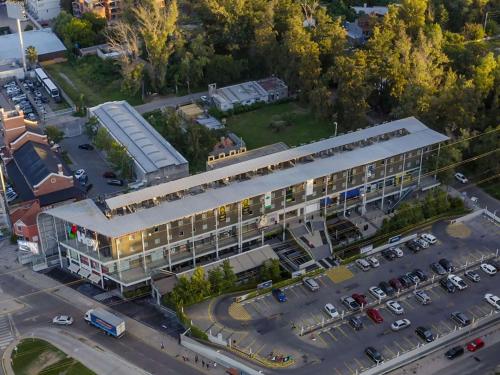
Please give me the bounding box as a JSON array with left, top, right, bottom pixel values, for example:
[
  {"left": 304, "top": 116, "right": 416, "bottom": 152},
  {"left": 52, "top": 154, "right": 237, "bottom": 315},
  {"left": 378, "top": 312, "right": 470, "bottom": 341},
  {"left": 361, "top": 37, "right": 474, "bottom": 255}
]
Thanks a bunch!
[
  {"left": 434, "top": 143, "right": 441, "bottom": 180},
  {"left": 166, "top": 223, "right": 172, "bottom": 271},
  {"left": 399, "top": 153, "right": 406, "bottom": 198},
  {"left": 99, "top": 262, "right": 104, "bottom": 289},
  {"left": 214, "top": 209, "right": 219, "bottom": 260},
  {"left": 191, "top": 215, "right": 196, "bottom": 267},
  {"left": 343, "top": 171, "right": 349, "bottom": 217},
  {"left": 324, "top": 176, "right": 329, "bottom": 218},
  {"left": 53, "top": 217, "right": 63, "bottom": 268},
  {"left": 362, "top": 165, "right": 369, "bottom": 215},
  {"left": 417, "top": 148, "right": 424, "bottom": 186},
  {"left": 282, "top": 189, "right": 286, "bottom": 241},
  {"left": 141, "top": 231, "right": 147, "bottom": 274},
  {"left": 303, "top": 182, "right": 307, "bottom": 223},
  {"left": 381, "top": 160, "right": 388, "bottom": 211},
  {"left": 238, "top": 202, "right": 243, "bottom": 253}
]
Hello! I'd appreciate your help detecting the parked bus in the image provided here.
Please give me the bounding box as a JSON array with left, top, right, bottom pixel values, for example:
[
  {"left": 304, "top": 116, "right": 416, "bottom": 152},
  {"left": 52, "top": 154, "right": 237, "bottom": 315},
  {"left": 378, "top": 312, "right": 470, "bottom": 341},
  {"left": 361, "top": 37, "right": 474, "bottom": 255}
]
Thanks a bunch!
[{"left": 34, "top": 68, "right": 61, "bottom": 101}]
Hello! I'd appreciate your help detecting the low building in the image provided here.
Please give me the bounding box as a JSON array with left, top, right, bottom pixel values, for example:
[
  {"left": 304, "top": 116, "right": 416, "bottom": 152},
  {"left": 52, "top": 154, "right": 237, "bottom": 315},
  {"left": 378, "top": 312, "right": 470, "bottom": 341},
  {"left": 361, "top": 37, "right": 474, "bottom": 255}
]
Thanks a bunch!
[
  {"left": 72, "top": 0, "right": 120, "bottom": 21},
  {"left": 352, "top": 5, "right": 389, "bottom": 16},
  {"left": 0, "top": 30, "right": 66, "bottom": 66},
  {"left": 88, "top": 101, "right": 189, "bottom": 185},
  {"left": 10, "top": 200, "right": 40, "bottom": 243},
  {"left": 207, "top": 133, "right": 246, "bottom": 165},
  {"left": 209, "top": 77, "right": 288, "bottom": 112},
  {"left": 177, "top": 103, "right": 205, "bottom": 122},
  {"left": 25, "top": 0, "right": 60, "bottom": 20}
]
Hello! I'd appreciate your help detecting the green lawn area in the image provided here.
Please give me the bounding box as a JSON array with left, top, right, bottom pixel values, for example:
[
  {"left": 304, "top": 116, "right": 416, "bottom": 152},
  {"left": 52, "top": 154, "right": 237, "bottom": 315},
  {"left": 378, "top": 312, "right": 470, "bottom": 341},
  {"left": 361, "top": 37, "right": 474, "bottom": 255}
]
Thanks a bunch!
[
  {"left": 480, "top": 179, "right": 500, "bottom": 200},
  {"left": 225, "top": 102, "right": 336, "bottom": 149},
  {"left": 11, "top": 339, "right": 95, "bottom": 375},
  {"left": 44, "top": 56, "right": 142, "bottom": 108}
]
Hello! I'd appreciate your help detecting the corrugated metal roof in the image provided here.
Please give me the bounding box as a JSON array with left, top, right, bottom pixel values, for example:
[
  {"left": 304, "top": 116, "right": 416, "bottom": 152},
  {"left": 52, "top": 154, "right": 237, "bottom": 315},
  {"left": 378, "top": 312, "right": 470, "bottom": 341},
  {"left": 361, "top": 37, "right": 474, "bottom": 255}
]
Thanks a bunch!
[
  {"left": 89, "top": 101, "right": 187, "bottom": 174},
  {"left": 0, "top": 30, "right": 66, "bottom": 64}
]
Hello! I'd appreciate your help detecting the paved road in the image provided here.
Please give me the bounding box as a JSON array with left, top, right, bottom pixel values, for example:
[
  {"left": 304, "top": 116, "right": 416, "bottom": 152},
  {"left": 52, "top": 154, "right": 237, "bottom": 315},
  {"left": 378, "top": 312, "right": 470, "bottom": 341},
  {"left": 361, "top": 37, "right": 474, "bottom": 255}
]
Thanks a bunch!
[
  {"left": 135, "top": 92, "right": 207, "bottom": 114},
  {"left": 437, "top": 340, "right": 500, "bottom": 375}
]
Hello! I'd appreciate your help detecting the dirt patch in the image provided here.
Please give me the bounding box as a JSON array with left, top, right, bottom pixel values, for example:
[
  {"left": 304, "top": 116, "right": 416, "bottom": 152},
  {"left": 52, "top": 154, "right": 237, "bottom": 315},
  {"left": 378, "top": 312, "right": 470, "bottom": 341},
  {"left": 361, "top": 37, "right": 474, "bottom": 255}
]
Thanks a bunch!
[
  {"left": 25, "top": 350, "right": 65, "bottom": 375},
  {"left": 446, "top": 222, "right": 471, "bottom": 238}
]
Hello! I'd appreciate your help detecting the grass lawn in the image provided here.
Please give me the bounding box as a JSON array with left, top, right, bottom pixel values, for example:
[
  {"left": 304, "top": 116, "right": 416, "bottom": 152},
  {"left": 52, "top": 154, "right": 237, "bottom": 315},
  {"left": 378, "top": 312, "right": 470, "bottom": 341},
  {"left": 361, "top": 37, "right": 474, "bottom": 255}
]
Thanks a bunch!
[
  {"left": 11, "top": 339, "right": 95, "bottom": 375},
  {"left": 44, "top": 56, "right": 142, "bottom": 108},
  {"left": 225, "top": 102, "right": 335, "bottom": 149},
  {"left": 480, "top": 178, "right": 500, "bottom": 200}
]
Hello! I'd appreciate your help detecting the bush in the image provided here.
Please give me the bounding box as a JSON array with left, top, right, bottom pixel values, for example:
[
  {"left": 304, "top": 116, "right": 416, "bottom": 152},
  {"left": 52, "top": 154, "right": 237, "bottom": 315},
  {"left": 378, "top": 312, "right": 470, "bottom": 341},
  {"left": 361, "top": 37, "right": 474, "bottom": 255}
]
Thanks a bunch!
[
  {"left": 123, "top": 285, "right": 151, "bottom": 299},
  {"left": 190, "top": 325, "right": 209, "bottom": 341}
]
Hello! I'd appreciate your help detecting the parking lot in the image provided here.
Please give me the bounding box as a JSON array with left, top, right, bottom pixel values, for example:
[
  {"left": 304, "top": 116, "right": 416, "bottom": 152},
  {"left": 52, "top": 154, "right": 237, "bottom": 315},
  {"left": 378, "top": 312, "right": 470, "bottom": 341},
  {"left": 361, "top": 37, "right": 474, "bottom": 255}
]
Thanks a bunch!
[
  {"left": 61, "top": 134, "right": 125, "bottom": 198},
  {"left": 207, "top": 215, "right": 500, "bottom": 374}
]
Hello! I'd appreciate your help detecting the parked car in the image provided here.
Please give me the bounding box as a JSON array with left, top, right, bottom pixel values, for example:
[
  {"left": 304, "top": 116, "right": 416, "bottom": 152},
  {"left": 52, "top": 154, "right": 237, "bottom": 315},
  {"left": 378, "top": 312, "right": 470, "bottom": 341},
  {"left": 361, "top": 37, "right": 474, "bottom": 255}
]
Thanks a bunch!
[
  {"left": 405, "top": 272, "right": 419, "bottom": 285},
  {"left": 480, "top": 263, "right": 497, "bottom": 276},
  {"left": 386, "top": 300, "right": 404, "bottom": 315},
  {"left": 365, "top": 347, "right": 383, "bottom": 363},
  {"left": 366, "top": 256, "right": 380, "bottom": 268},
  {"left": 440, "top": 278, "right": 456, "bottom": 293},
  {"left": 52, "top": 315, "right": 74, "bottom": 325},
  {"left": 398, "top": 275, "right": 413, "bottom": 288},
  {"left": 369, "top": 286, "right": 387, "bottom": 300},
  {"left": 389, "top": 278, "right": 403, "bottom": 291},
  {"left": 341, "top": 296, "right": 361, "bottom": 311},
  {"left": 415, "top": 326, "right": 434, "bottom": 342},
  {"left": 466, "top": 338, "right": 485, "bottom": 352},
  {"left": 464, "top": 269, "right": 481, "bottom": 282},
  {"left": 366, "top": 308, "right": 383, "bottom": 323},
  {"left": 414, "top": 290, "right": 431, "bottom": 305},
  {"left": 6, "top": 191, "right": 18, "bottom": 203},
  {"left": 324, "top": 303, "right": 339, "bottom": 318},
  {"left": 412, "top": 269, "right": 428, "bottom": 282},
  {"left": 421, "top": 233, "right": 437, "bottom": 244},
  {"left": 349, "top": 316, "right": 364, "bottom": 331},
  {"left": 439, "top": 258, "right": 454, "bottom": 272},
  {"left": 382, "top": 248, "right": 396, "bottom": 261},
  {"left": 451, "top": 311, "right": 471, "bottom": 327},
  {"left": 352, "top": 293, "right": 367, "bottom": 306},
  {"left": 379, "top": 281, "right": 395, "bottom": 296},
  {"left": 303, "top": 277, "right": 319, "bottom": 292},
  {"left": 431, "top": 262, "right": 447, "bottom": 275},
  {"left": 107, "top": 179, "right": 125, "bottom": 186},
  {"left": 74, "top": 169, "right": 86, "bottom": 180},
  {"left": 416, "top": 238, "right": 429, "bottom": 249},
  {"left": 272, "top": 288, "right": 286, "bottom": 302},
  {"left": 484, "top": 293, "right": 500, "bottom": 309},
  {"left": 102, "top": 171, "right": 117, "bottom": 178},
  {"left": 407, "top": 239, "right": 421, "bottom": 253},
  {"left": 78, "top": 143, "right": 94, "bottom": 150},
  {"left": 454, "top": 172, "right": 468, "bottom": 184},
  {"left": 391, "top": 318, "right": 411, "bottom": 331},
  {"left": 391, "top": 246, "right": 404, "bottom": 258},
  {"left": 445, "top": 346, "right": 464, "bottom": 360},
  {"left": 448, "top": 274, "right": 468, "bottom": 290},
  {"left": 355, "top": 258, "right": 371, "bottom": 271}
]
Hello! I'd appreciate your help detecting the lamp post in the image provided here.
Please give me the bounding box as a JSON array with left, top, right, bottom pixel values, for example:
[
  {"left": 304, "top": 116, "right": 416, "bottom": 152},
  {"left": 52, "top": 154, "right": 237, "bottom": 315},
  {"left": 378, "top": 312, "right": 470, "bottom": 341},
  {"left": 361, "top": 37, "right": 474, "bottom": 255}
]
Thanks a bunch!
[{"left": 6, "top": 1, "right": 27, "bottom": 73}]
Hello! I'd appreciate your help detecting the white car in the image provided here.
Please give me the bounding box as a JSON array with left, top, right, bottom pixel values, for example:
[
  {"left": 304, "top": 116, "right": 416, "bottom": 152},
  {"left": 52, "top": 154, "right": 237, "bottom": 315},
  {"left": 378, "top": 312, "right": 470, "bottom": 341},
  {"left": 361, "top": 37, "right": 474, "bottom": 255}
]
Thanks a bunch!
[
  {"left": 386, "top": 300, "right": 404, "bottom": 315},
  {"left": 391, "top": 247, "right": 404, "bottom": 257},
  {"left": 448, "top": 274, "right": 468, "bottom": 290},
  {"left": 454, "top": 172, "right": 468, "bottom": 184},
  {"left": 367, "top": 256, "right": 380, "bottom": 268},
  {"left": 74, "top": 169, "right": 86, "bottom": 180},
  {"left": 52, "top": 315, "right": 74, "bottom": 325},
  {"left": 369, "top": 286, "right": 387, "bottom": 300},
  {"left": 324, "top": 303, "right": 339, "bottom": 318},
  {"left": 480, "top": 263, "right": 497, "bottom": 276},
  {"left": 416, "top": 238, "right": 429, "bottom": 249},
  {"left": 421, "top": 233, "right": 437, "bottom": 245},
  {"left": 484, "top": 293, "right": 500, "bottom": 309},
  {"left": 391, "top": 318, "right": 411, "bottom": 331}
]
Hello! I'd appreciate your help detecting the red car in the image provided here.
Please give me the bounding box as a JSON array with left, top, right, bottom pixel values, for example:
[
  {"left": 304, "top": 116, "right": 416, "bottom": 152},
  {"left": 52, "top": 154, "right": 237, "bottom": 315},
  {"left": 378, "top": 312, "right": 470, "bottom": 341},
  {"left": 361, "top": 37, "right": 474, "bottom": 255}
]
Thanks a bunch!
[
  {"left": 367, "top": 308, "right": 383, "bottom": 323},
  {"left": 389, "top": 278, "right": 403, "bottom": 291},
  {"left": 352, "top": 293, "right": 367, "bottom": 306},
  {"left": 466, "top": 338, "right": 485, "bottom": 352}
]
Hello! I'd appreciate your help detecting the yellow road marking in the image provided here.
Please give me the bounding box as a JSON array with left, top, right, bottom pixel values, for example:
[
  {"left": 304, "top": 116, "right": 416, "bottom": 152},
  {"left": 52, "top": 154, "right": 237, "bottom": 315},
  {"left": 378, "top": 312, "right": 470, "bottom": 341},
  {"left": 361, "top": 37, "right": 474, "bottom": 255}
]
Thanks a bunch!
[
  {"left": 318, "top": 277, "right": 328, "bottom": 287},
  {"left": 327, "top": 330, "right": 338, "bottom": 342},
  {"left": 311, "top": 313, "right": 323, "bottom": 324},
  {"left": 344, "top": 361, "right": 356, "bottom": 375},
  {"left": 337, "top": 325, "right": 350, "bottom": 339}
]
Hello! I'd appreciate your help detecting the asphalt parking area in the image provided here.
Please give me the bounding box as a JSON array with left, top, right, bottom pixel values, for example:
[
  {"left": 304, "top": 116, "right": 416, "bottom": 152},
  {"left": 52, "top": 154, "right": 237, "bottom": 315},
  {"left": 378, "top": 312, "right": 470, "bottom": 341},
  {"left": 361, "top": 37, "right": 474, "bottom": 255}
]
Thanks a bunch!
[{"left": 223, "top": 215, "right": 500, "bottom": 372}]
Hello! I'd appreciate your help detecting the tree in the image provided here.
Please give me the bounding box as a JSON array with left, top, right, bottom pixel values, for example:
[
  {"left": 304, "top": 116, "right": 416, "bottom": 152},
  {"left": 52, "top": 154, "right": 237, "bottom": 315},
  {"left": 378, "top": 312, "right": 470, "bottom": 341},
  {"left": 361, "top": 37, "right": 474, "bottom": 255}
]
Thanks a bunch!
[
  {"left": 463, "top": 23, "right": 485, "bottom": 41},
  {"left": 399, "top": 0, "right": 428, "bottom": 38},
  {"left": 221, "top": 260, "right": 237, "bottom": 290},
  {"left": 93, "top": 127, "right": 112, "bottom": 150},
  {"left": 24, "top": 24, "right": 34, "bottom": 31},
  {"left": 190, "top": 267, "right": 211, "bottom": 300},
  {"left": 133, "top": 0, "right": 179, "bottom": 92},
  {"left": 44, "top": 126, "right": 64, "bottom": 144},
  {"left": 25, "top": 46, "right": 38, "bottom": 67},
  {"left": 208, "top": 266, "right": 224, "bottom": 294},
  {"left": 261, "top": 259, "right": 281, "bottom": 281}
]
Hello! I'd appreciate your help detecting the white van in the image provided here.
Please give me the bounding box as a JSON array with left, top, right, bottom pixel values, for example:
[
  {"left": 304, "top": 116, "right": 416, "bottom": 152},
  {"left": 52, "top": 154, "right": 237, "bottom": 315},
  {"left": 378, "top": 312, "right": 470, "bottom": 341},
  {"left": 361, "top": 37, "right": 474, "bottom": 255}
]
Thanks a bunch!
[{"left": 355, "top": 258, "right": 371, "bottom": 272}]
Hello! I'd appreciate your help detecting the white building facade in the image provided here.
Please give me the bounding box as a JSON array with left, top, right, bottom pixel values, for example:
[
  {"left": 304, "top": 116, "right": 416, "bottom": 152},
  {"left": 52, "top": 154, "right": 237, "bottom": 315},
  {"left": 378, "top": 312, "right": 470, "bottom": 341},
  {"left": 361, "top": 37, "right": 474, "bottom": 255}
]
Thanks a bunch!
[{"left": 25, "top": 0, "right": 61, "bottom": 20}]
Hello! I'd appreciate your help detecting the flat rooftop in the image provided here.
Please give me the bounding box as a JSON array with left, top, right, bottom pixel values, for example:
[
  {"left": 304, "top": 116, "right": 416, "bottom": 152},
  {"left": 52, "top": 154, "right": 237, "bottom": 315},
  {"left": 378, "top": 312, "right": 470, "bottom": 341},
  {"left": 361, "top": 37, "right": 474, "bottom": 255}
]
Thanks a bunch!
[
  {"left": 44, "top": 117, "right": 449, "bottom": 238},
  {"left": 207, "top": 142, "right": 289, "bottom": 170},
  {"left": 89, "top": 101, "right": 188, "bottom": 174},
  {"left": 0, "top": 30, "right": 66, "bottom": 64},
  {"left": 214, "top": 81, "right": 268, "bottom": 104}
]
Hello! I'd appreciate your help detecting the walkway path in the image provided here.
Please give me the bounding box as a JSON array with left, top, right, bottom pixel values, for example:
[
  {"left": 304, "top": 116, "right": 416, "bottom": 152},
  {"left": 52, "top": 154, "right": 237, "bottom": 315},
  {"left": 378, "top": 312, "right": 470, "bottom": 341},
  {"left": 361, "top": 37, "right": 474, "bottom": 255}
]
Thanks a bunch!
[{"left": 135, "top": 91, "right": 207, "bottom": 114}]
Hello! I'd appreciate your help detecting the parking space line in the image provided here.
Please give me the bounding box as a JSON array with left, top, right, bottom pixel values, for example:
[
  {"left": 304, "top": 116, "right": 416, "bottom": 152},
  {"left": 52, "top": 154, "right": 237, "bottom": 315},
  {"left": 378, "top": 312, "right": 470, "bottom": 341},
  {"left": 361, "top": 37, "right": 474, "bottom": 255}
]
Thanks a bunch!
[
  {"left": 336, "top": 325, "right": 350, "bottom": 339},
  {"left": 440, "top": 320, "right": 453, "bottom": 333},
  {"left": 394, "top": 340, "right": 406, "bottom": 353},
  {"left": 475, "top": 304, "right": 491, "bottom": 317},
  {"left": 334, "top": 367, "right": 343, "bottom": 375},
  {"left": 310, "top": 313, "right": 323, "bottom": 324},
  {"left": 401, "top": 299, "right": 415, "bottom": 310},
  {"left": 295, "top": 285, "right": 309, "bottom": 297},
  {"left": 344, "top": 361, "right": 356, "bottom": 375},
  {"left": 384, "top": 345, "right": 396, "bottom": 358},
  {"left": 315, "top": 333, "right": 328, "bottom": 346},
  {"left": 254, "top": 343, "right": 267, "bottom": 355},
  {"left": 431, "top": 324, "right": 444, "bottom": 336},
  {"left": 403, "top": 336, "right": 417, "bottom": 348},
  {"left": 318, "top": 277, "right": 329, "bottom": 287},
  {"left": 354, "top": 358, "right": 365, "bottom": 370},
  {"left": 234, "top": 331, "right": 249, "bottom": 346},
  {"left": 427, "top": 288, "right": 442, "bottom": 299},
  {"left": 326, "top": 330, "right": 338, "bottom": 342},
  {"left": 289, "top": 287, "right": 301, "bottom": 299},
  {"left": 244, "top": 337, "right": 257, "bottom": 351}
]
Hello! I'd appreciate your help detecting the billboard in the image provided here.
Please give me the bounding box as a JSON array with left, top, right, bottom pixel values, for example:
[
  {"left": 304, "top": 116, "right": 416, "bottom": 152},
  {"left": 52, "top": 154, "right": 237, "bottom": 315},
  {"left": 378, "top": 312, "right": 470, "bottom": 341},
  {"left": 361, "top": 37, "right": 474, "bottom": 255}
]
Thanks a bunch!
[{"left": 306, "top": 179, "right": 314, "bottom": 196}]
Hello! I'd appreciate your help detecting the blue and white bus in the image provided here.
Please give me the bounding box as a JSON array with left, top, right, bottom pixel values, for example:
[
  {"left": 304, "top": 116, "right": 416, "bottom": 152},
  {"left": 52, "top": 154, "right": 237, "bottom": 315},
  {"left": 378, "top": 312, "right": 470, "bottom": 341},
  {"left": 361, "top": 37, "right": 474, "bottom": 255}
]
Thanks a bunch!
[{"left": 34, "top": 68, "right": 61, "bottom": 101}]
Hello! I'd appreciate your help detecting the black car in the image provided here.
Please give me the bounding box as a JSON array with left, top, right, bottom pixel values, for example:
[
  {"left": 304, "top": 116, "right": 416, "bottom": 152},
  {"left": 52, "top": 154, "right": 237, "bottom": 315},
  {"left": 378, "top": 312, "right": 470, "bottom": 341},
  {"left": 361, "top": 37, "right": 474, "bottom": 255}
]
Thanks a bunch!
[
  {"left": 451, "top": 311, "right": 471, "bottom": 327},
  {"left": 439, "top": 258, "right": 454, "bottom": 272},
  {"left": 365, "top": 347, "right": 383, "bottom": 363},
  {"left": 399, "top": 275, "right": 413, "bottom": 288},
  {"left": 431, "top": 262, "right": 447, "bottom": 275},
  {"left": 107, "top": 179, "right": 125, "bottom": 186},
  {"left": 407, "top": 239, "right": 421, "bottom": 253},
  {"left": 415, "top": 326, "right": 434, "bottom": 342},
  {"left": 488, "top": 259, "right": 500, "bottom": 272},
  {"left": 379, "top": 281, "right": 396, "bottom": 296},
  {"left": 445, "top": 346, "right": 464, "bottom": 360},
  {"left": 440, "top": 278, "right": 456, "bottom": 293},
  {"left": 85, "top": 183, "right": 93, "bottom": 192},
  {"left": 78, "top": 144, "right": 94, "bottom": 150},
  {"left": 349, "top": 316, "right": 363, "bottom": 331},
  {"left": 413, "top": 269, "right": 428, "bottom": 282},
  {"left": 102, "top": 171, "right": 117, "bottom": 178},
  {"left": 382, "top": 248, "right": 396, "bottom": 261}
]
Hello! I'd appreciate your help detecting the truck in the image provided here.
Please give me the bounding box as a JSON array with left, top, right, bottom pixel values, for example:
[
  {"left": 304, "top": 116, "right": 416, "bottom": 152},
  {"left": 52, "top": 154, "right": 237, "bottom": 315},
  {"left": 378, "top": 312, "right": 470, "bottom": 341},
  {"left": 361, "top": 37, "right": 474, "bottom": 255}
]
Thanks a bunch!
[{"left": 84, "top": 308, "right": 126, "bottom": 338}]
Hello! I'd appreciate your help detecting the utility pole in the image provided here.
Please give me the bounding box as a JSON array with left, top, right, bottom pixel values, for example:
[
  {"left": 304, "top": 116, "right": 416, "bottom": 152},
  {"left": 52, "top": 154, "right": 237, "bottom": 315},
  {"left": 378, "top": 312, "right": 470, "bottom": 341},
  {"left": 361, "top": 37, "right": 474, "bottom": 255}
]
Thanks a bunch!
[{"left": 6, "top": 2, "right": 27, "bottom": 73}]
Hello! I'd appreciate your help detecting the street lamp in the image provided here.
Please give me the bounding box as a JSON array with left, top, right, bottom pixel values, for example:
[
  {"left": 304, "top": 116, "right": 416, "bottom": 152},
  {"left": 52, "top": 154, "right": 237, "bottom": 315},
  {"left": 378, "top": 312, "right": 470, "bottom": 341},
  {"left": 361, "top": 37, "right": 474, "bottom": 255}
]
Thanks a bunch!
[{"left": 6, "top": 1, "right": 28, "bottom": 73}]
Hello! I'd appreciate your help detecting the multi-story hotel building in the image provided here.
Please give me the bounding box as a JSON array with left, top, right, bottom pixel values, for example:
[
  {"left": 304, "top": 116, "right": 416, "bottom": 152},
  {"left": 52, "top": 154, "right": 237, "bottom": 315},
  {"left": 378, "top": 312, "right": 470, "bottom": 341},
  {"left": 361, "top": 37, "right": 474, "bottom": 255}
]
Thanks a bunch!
[{"left": 36, "top": 117, "right": 448, "bottom": 293}]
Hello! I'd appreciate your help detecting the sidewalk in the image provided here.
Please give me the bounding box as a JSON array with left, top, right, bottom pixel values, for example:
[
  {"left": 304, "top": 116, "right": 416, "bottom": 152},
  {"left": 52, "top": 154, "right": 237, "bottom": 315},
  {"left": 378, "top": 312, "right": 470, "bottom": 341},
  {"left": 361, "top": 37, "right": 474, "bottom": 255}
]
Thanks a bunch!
[
  {"left": 2, "top": 328, "right": 150, "bottom": 375},
  {"left": 134, "top": 92, "right": 207, "bottom": 114}
]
